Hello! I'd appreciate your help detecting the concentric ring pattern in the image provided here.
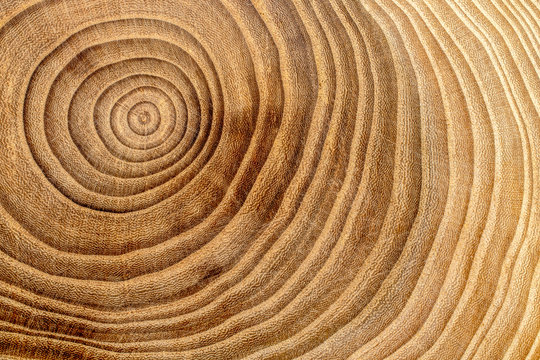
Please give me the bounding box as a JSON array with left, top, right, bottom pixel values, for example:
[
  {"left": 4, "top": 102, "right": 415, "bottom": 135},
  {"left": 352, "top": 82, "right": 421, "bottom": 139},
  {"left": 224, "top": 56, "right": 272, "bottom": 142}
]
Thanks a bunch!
[{"left": 0, "top": 0, "right": 538, "bottom": 359}]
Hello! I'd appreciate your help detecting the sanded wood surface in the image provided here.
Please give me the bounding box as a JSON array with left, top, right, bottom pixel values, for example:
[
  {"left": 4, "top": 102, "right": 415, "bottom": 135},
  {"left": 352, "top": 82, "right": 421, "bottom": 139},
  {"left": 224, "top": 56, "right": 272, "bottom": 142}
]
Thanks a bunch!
[{"left": 0, "top": 0, "right": 539, "bottom": 359}]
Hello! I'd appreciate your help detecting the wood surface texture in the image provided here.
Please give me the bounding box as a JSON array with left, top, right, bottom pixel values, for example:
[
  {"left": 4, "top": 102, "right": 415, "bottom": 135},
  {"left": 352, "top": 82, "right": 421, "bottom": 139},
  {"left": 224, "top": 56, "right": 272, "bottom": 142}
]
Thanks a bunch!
[{"left": 0, "top": 0, "right": 539, "bottom": 359}]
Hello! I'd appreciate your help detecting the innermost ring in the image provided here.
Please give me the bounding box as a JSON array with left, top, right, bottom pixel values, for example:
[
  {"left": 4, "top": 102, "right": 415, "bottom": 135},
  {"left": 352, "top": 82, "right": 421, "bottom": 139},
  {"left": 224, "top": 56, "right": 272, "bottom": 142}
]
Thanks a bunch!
[
  {"left": 127, "top": 102, "right": 161, "bottom": 136},
  {"left": 139, "top": 111, "right": 150, "bottom": 123}
]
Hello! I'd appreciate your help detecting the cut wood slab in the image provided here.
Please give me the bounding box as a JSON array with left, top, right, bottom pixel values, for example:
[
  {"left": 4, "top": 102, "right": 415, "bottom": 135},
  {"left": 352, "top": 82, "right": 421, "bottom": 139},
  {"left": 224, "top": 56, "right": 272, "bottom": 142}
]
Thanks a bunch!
[{"left": 0, "top": 0, "right": 538, "bottom": 359}]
